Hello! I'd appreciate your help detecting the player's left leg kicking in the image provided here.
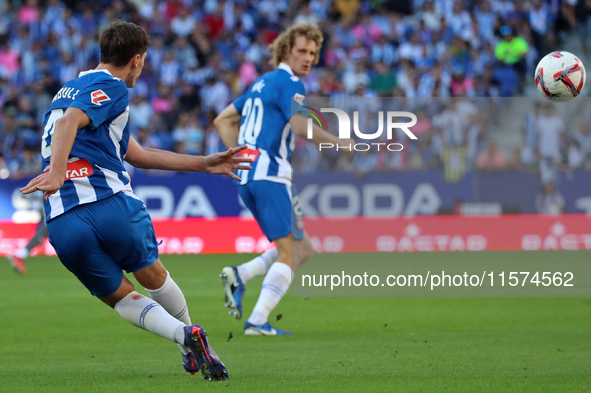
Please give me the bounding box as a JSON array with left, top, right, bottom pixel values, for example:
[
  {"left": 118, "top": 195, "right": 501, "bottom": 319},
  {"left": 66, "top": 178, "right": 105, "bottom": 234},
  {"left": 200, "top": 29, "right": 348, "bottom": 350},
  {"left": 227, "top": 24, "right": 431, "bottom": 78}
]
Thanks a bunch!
[{"left": 47, "top": 192, "right": 228, "bottom": 380}]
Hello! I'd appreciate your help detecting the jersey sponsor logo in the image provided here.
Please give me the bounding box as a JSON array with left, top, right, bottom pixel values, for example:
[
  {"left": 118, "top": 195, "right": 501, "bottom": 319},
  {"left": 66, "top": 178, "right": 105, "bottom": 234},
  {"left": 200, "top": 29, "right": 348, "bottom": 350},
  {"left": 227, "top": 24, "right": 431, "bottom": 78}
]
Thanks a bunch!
[
  {"left": 43, "top": 158, "right": 94, "bottom": 180},
  {"left": 91, "top": 90, "right": 111, "bottom": 106},
  {"left": 237, "top": 148, "right": 260, "bottom": 162},
  {"left": 294, "top": 93, "right": 305, "bottom": 105}
]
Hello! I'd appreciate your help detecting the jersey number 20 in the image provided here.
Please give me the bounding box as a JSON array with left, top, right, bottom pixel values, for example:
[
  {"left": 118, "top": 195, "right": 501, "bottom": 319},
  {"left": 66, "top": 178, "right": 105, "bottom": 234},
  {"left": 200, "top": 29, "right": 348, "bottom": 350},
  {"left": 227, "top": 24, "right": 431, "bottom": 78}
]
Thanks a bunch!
[
  {"left": 238, "top": 97, "right": 264, "bottom": 145},
  {"left": 41, "top": 109, "right": 64, "bottom": 159}
]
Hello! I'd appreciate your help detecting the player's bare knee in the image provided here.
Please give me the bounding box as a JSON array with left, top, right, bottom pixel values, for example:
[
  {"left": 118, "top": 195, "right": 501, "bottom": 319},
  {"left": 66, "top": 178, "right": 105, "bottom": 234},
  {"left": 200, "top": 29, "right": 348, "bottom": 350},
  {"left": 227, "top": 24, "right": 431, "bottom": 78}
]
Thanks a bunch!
[
  {"left": 302, "top": 241, "right": 314, "bottom": 263},
  {"left": 298, "top": 237, "right": 314, "bottom": 264},
  {"left": 101, "top": 278, "right": 136, "bottom": 308},
  {"left": 133, "top": 259, "right": 167, "bottom": 290},
  {"left": 276, "top": 250, "right": 292, "bottom": 267}
]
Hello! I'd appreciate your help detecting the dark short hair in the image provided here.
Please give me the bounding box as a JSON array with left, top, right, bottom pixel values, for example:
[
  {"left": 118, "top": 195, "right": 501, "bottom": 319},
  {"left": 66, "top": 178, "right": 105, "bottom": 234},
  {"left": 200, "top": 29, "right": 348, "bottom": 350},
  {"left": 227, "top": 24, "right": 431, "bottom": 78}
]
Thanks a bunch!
[{"left": 99, "top": 20, "right": 151, "bottom": 67}]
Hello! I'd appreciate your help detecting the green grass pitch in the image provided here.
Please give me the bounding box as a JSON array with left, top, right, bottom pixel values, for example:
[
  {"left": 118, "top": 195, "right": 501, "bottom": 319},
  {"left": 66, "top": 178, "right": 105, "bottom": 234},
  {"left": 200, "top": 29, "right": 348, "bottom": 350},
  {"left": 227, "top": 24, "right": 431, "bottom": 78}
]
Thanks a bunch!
[{"left": 1, "top": 252, "right": 590, "bottom": 392}]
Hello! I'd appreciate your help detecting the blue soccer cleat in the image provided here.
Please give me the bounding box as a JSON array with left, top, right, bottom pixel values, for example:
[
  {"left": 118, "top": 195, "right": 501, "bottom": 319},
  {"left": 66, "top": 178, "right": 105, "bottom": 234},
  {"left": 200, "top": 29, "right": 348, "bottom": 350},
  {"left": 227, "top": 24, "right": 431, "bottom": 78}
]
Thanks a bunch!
[
  {"left": 220, "top": 266, "right": 244, "bottom": 320},
  {"left": 182, "top": 352, "right": 199, "bottom": 375},
  {"left": 244, "top": 321, "right": 294, "bottom": 336},
  {"left": 183, "top": 325, "right": 229, "bottom": 381}
]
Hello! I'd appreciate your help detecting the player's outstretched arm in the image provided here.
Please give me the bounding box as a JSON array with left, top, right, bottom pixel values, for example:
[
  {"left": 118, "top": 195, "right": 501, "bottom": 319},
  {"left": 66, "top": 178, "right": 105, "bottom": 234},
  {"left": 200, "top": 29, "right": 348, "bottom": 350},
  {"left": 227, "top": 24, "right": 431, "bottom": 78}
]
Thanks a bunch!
[
  {"left": 125, "top": 137, "right": 252, "bottom": 181},
  {"left": 21, "top": 107, "right": 91, "bottom": 200},
  {"left": 290, "top": 113, "right": 354, "bottom": 147},
  {"left": 213, "top": 104, "right": 241, "bottom": 148}
]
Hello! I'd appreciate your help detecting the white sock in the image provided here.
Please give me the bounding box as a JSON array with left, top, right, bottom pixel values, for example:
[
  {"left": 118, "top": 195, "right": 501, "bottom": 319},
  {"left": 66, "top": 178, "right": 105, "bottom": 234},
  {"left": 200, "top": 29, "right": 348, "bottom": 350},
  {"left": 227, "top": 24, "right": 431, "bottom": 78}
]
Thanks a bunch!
[
  {"left": 15, "top": 248, "right": 30, "bottom": 260},
  {"left": 115, "top": 291, "right": 186, "bottom": 345},
  {"left": 237, "top": 248, "right": 278, "bottom": 284},
  {"left": 247, "top": 262, "right": 293, "bottom": 326},
  {"left": 145, "top": 271, "right": 192, "bottom": 355}
]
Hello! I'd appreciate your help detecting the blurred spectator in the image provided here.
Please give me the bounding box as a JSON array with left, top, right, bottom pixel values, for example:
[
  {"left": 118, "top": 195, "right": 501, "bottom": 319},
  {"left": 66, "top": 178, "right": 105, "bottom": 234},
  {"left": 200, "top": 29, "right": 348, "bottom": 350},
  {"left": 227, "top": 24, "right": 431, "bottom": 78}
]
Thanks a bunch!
[
  {"left": 529, "top": 0, "right": 552, "bottom": 57},
  {"left": 343, "top": 62, "right": 370, "bottom": 93},
  {"left": 58, "top": 53, "right": 78, "bottom": 84},
  {"left": 173, "top": 113, "right": 204, "bottom": 155},
  {"left": 178, "top": 84, "right": 200, "bottom": 113},
  {"left": 295, "top": 3, "right": 320, "bottom": 26},
  {"left": 174, "top": 36, "right": 198, "bottom": 69},
  {"left": 522, "top": 102, "right": 541, "bottom": 152},
  {"left": 236, "top": 52, "right": 258, "bottom": 88},
  {"left": 432, "top": 100, "right": 468, "bottom": 146},
  {"left": 447, "top": 1, "right": 473, "bottom": 42},
  {"left": 151, "top": 85, "right": 173, "bottom": 114},
  {"left": 0, "top": 152, "right": 9, "bottom": 179},
  {"left": 494, "top": 26, "right": 528, "bottom": 81},
  {"left": 507, "top": 147, "right": 525, "bottom": 170},
  {"left": 476, "top": 140, "right": 507, "bottom": 171},
  {"left": 200, "top": 76, "right": 230, "bottom": 115},
  {"left": 171, "top": 7, "right": 196, "bottom": 38},
  {"left": 535, "top": 182, "right": 565, "bottom": 214},
  {"left": 417, "top": 1, "right": 440, "bottom": 32},
  {"left": 136, "top": 127, "right": 161, "bottom": 149},
  {"left": 573, "top": 115, "right": 591, "bottom": 169},
  {"left": 564, "top": 138, "right": 584, "bottom": 170},
  {"left": 475, "top": 1, "right": 496, "bottom": 43},
  {"left": 160, "top": 51, "right": 182, "bottom": 86},
  {"left": 578, "top": 0, "right": 591, "bottom": 56},
  {"left": 205, "top": 117, "right": 224, "bottom": 156},
  {"left": 370, "top": 35, "right": 396, "bottom": 66},
  {"left": 18, "top": 0, "right": 39, "bottom": 26},
  {"left": 399, "top": 33, "right": 422, "bottom": 64},
  {"left": 10, "top": 145, "right": 40, "bottom": 179},
  {"left": 521, "top": 140, "right": 538, "bottom": 169},
  {"left": 466, "top": 120, "right": 485, "bottom": 166},
  {"left": 537, "top": 104, "right": 565, "bottom": 182},
  {"left": 130, "top": 94, "right": 153, "bottom": 132},
  {"left": 15, "top": 96, "right": 37, "bottom": 132},
  {"left": 204, "top": 4, "right": 225, "bottom": 39},
  {"left": 0, "top": 41, "right": 19, "bottom": 77},
  {"left": 334, "top": 0, "right": 361, "bottom": 23},
  {"left": 370, "top": 62, "right": 397, "bottom": 96},
  {"left": 245, "top": 34, "right": 267, "bottom": 65}
]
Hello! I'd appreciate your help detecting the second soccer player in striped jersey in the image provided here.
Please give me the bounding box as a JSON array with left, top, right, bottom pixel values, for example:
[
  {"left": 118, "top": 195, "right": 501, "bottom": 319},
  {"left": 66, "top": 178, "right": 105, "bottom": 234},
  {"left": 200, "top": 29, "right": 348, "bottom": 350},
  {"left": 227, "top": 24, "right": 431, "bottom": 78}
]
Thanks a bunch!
[{"left": 214, "top": 23, "right": 353, "bottom": 335}]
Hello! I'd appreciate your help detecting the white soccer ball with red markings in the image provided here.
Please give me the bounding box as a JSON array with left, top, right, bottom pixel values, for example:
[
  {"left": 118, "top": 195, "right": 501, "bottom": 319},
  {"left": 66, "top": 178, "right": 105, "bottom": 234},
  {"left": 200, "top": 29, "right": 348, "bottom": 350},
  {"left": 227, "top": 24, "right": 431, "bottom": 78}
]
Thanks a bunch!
[{"left": 535, "top": 51, "right": 586, "bottom": 102}]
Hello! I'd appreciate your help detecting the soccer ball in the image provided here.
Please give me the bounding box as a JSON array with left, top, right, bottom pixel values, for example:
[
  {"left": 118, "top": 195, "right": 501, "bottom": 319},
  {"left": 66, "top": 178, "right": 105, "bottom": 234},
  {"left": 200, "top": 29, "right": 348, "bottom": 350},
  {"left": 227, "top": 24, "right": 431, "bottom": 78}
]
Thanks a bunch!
[{"left": 535, "top": 51, "right": 586, "bottom": 102}]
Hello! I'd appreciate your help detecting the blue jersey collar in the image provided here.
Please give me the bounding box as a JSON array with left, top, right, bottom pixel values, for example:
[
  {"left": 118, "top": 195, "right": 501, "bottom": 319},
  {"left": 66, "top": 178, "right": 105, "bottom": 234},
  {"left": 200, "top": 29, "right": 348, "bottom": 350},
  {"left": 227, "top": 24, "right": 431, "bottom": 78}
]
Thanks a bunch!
[{"left": 78, "top": 69, "right": 113, "bottom": 77}]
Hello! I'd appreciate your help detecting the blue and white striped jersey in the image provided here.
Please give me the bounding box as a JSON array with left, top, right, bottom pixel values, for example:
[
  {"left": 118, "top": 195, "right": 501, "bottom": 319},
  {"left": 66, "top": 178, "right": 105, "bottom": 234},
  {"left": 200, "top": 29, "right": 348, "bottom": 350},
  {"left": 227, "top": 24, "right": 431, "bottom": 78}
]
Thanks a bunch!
[
  {"left": 233, "top": 62, "right": 305, "bottom": 185},
  {"left": 42, "top": 69, "right": 132, "bottom": 221}
]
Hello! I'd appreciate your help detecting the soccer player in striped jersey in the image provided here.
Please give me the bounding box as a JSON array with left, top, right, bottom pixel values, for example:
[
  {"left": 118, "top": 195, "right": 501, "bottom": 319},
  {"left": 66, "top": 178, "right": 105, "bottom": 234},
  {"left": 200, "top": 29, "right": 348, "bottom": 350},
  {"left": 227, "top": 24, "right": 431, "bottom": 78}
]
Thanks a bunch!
[
  {"left": 21, "top": 21, "right": 252, "bottom": 380},
  {"left": 214, "top": 23, "right": 352, "bottom": 335}
]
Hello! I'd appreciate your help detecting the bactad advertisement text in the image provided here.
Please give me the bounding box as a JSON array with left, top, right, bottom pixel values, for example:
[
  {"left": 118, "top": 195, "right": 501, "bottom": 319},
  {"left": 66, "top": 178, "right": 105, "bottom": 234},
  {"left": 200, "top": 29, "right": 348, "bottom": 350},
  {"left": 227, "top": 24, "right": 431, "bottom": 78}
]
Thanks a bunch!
[{"left": 1, "top": 215, "right": 590, "bottom": 256}]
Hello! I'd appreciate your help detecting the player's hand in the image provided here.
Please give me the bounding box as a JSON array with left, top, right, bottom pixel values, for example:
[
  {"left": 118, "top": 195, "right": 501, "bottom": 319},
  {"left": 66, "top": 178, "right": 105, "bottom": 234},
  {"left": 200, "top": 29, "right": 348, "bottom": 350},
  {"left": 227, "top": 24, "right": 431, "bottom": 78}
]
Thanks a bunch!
[
  {"left": 204, "top": 145, "right": 253, "bottom": 182},
  {"left": 20, "top": 171, "right": 65, "bottom": 200}
]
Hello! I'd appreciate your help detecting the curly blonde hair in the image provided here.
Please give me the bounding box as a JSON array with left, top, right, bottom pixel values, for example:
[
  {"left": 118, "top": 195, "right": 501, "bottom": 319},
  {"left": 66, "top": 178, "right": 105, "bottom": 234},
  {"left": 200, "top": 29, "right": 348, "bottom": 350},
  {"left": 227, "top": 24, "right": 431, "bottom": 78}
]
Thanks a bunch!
[{"left": 269, "top": 23, "right": 324, "bottom": 68}]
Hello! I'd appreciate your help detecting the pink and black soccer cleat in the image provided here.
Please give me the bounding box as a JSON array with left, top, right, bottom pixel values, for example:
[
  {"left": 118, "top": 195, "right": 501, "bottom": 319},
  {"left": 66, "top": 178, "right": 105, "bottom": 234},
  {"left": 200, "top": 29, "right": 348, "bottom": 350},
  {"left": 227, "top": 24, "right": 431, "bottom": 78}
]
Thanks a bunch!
[{"left": 7, "top": 255, "right": 27, "bottom": 275}]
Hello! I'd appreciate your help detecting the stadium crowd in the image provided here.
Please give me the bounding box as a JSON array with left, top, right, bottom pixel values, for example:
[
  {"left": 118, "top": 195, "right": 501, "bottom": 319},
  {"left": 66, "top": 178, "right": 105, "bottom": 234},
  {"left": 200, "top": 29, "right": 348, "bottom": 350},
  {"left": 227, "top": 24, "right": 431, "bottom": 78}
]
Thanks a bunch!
[{"left": 1, "top": 0, "right": 591, "bottom": 180}]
